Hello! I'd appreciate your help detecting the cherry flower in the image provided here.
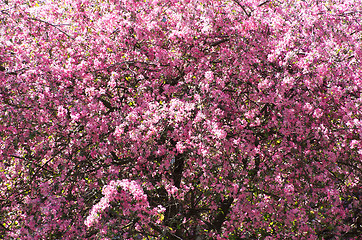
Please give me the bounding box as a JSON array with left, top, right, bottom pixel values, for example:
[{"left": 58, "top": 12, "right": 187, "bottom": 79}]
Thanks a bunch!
[{"left": 57, "top": 105, "right": 67, "bottom": 118}]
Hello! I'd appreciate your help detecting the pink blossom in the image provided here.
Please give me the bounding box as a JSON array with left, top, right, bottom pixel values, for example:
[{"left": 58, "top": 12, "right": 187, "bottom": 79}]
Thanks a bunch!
[
  {"left": 350, "top": 140, "right": 359, "bottom": 149},
  {"left": 176, "top": 141, "right": 186, "bottom": 153},
  {"left": 57, "top": 105, "right": 67, "bottom": 118},
  {"left": 114, "top": 124, "right": 124, "bottom": 136},
  {"left": 313, "top": 108, "right": 323, "bottom": 118},
  {"left": 204, "top": 71, "right": 214, "bottom": 81}
]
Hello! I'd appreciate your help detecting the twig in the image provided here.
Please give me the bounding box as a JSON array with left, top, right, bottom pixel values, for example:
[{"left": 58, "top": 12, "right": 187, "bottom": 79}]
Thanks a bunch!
[
  {"left": 258, "top": 0, "right": 270, "bottom": 7},
  {"left": 30, "top": 17, "right": 74, "bottom": 39},
  {"left": 233, "top": 0, "right": 251, "bottom": 17}
]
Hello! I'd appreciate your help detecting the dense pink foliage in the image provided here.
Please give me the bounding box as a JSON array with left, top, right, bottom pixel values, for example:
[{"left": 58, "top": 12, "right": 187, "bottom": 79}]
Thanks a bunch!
[{"left": 1, "top": 0, "right": 361, "bottom": 239}]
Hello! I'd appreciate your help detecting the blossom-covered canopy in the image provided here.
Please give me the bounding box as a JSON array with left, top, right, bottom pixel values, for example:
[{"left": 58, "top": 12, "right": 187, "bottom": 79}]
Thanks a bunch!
[{"left": 1, "top": 0, "right": 361, "bottom": 239}]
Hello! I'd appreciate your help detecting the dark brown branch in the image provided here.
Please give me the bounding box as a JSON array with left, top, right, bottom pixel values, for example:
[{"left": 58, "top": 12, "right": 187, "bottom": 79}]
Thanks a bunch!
[
  {"left": 233, "top": 0, "right": 251, "bottom": 17},
  {"left": 209, "top": 38, "right": 230, "bottom": 47},
  {"left": 258, "top": 0, "right": 270, "bottom": 7},
  {"left": 110, "top": 152, "right": 133, "bottom": 166},
  {"left": 212, "top": 197, "right": 234, "bottom": 232},
  {"left": 98, "top": 96, "right": 116, "bottom": 112},
  {"left": 148, "top": 222, "right": 184, "bottom": 240},
  {"left": 172, "top": 154, "right": 185, "bottom": 188},
  {"left": 30, "top": 17, "right": 74, "bottom": 39}
]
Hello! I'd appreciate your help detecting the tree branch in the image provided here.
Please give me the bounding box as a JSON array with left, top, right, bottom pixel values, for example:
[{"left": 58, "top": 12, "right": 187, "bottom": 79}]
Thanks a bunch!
[
  {"left": 233, "top": 0, "right": 251, "bottom": 17},
  {"left": 30, "top": 17, "right": 74, "bottom": 39}
]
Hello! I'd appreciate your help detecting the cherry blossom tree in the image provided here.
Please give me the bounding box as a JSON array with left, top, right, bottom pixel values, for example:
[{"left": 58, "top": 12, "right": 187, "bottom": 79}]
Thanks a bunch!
[{"left": 1, "top": 0, "right": 361, "bottom": 239}]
